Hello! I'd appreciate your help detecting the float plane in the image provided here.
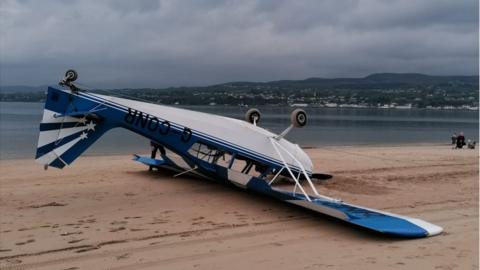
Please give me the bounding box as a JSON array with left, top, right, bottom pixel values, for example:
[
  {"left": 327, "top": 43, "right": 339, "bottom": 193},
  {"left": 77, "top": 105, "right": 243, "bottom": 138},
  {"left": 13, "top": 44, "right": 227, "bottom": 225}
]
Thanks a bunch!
[{"left": 35, "top": 70, "right": 443, "bottom": 238}]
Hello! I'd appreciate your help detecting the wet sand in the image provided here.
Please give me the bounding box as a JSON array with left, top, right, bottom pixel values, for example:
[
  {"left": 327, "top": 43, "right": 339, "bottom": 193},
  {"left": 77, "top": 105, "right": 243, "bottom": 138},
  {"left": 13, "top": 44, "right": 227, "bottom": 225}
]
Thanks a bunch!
[{"left": 0, "top": 144, "right": 478, "bottom": 269}]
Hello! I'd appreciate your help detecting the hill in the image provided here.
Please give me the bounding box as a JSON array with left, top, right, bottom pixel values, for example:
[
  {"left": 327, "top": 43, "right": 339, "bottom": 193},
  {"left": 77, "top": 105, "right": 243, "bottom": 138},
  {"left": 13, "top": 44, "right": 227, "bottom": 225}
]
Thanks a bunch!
[
  {"left": 1, "top": 73, "right": 478, "bottom": 109},
  {"left": 217, "top": 73, "right": 478, "bottom": 90}
]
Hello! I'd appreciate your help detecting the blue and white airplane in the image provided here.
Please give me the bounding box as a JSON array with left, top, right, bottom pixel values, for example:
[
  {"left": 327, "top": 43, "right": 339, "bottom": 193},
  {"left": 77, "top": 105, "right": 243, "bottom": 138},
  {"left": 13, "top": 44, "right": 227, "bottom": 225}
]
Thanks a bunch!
[{"left": 35, "top": 70, "right": 443, "bottom": 238}]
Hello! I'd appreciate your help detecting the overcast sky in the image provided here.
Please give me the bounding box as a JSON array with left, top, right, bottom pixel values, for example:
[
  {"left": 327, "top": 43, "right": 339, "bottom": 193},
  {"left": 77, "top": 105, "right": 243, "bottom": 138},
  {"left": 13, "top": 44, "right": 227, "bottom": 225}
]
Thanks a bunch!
[{"left": 1, "top": 0, "right": 478, "bottom": 88}]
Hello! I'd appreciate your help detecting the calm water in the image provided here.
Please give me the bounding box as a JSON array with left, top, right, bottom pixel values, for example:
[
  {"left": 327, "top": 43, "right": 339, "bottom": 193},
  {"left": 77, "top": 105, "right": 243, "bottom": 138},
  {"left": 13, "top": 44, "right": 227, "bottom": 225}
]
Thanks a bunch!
[{"left": 0, "top": 102, "right": 478, "bottom": 159}]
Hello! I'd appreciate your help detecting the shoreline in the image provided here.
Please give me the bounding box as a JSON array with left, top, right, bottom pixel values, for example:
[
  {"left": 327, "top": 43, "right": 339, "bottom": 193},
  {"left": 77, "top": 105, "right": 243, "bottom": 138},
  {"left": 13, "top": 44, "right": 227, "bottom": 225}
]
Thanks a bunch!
[{"left": 1, "top": 142, "right": 469, "bottom": 161}]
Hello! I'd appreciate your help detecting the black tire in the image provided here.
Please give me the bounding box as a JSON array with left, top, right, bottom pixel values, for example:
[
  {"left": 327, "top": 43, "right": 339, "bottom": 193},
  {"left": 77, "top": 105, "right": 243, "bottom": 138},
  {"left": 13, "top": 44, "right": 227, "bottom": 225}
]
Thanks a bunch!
[
  {"left": 245, "top": 108, "right": 261, "bottom": 124},
  {"left": 65, "top": 69, "right": 78, "bottom": 82},
  {"left": 291, "top": 108, "right": 307, "bottom": 127}
]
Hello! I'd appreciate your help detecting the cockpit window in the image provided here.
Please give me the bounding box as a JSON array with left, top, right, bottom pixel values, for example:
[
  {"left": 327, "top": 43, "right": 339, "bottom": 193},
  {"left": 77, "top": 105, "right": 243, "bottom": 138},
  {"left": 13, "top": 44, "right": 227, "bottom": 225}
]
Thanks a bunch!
[
  {"left": 187, "top": 142, "right": 268, "bottom": 178},
  {"left": 230, "top": 154, "right": 269, "bottom": 178},
  {"left": 188, "top": 142, "right": 230, "bottom": 165}
]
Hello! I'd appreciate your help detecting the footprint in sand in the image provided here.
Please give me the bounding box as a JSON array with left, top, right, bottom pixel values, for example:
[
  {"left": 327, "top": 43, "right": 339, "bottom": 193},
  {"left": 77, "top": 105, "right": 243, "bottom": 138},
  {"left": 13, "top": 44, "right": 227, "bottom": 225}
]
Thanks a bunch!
[
  {"left": 116, "top": 253, "right": 130, "bottom": 260},
  {"left": 149, "top": 218, "right": 169, "bottom": 225},
  {"left": 6, "top": 258, "right": 22, "bottom": 264},
  {"left": 67, "top": 239, "right": 85, "bottom": 244},
  {"left": 192, "top": 216, "right": 205, "bottom": 221},
  {"left": 124, "top": 216, "right": 142, "bottom": 220},
  {"left": 110, "top": 220, "right": 128, "bottom": 225},
  {"left": 75, "top": 246, "right": 99, "bottom": 253},
  {"left": 15, "top": 239, "right": 35, "bottom": 245},
  {"left": 61, "top": 231, "right": 83, "bottom": 236},
  {"left": 129, "top": 228, "right": 147, "bottom": 232},
  {"left": 109, "top": 227, "right": 126, "bottom": 232}
]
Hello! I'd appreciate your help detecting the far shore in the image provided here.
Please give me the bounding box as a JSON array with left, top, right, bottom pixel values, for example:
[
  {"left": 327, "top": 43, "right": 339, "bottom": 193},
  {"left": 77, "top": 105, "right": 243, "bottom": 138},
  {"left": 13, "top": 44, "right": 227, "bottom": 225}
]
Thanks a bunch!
[{"left": 1, "top": 100, "right": 479, "bottom": 111}]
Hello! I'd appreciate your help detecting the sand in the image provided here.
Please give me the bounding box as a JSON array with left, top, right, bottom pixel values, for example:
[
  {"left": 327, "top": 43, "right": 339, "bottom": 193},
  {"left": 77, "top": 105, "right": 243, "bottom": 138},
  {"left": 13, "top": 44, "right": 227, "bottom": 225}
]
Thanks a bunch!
[{"left": 0, "top": 144, "right": 478, "bottom": 270}]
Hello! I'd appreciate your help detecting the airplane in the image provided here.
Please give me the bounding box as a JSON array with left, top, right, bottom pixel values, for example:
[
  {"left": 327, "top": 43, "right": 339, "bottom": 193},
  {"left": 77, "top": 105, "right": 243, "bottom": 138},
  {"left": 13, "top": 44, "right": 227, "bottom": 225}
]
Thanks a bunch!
[{"left": 35, "top": 70, "right": 443, "bottom": 238}]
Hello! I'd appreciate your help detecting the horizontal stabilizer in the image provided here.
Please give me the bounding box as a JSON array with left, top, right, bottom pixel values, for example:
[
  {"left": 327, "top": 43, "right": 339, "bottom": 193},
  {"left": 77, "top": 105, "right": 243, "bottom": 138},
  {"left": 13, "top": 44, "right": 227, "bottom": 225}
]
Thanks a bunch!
[{"left": 132, "top": 155, "right": 166, "bottom": 167}]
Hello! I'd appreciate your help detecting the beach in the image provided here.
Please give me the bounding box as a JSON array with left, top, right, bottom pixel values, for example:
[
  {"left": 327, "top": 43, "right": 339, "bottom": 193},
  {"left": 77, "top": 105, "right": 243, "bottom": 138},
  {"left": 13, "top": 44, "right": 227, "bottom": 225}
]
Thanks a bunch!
[{"left": 0, "top": 144, "right": 478, "bottom": 269}]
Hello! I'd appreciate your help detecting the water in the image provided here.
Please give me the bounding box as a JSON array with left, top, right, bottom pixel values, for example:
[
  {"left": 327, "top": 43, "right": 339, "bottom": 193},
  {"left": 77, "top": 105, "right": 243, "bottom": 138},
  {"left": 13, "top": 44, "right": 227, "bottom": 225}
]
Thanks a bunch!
[{"left": 0, "top": 102, "right": 478, "bottom": 159}]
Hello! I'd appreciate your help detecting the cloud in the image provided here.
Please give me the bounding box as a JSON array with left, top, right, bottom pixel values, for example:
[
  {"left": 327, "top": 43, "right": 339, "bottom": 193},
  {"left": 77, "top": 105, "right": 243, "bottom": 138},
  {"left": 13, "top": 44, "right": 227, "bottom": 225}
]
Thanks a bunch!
[{"left": 0, "top": 0, "right": 478, "bottom": 88}]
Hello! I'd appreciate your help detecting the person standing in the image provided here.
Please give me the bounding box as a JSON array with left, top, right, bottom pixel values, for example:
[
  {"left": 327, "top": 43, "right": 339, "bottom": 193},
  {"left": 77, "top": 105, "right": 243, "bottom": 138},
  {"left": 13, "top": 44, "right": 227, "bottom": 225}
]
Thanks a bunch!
[
  {"left": 149, "top": 141, "right": 166, "bottom": 171},
  {"left": 456, "top": 132, "right": 466, "bottom": 149},
  {"left": 149, "top": 141, "right": 158, "bottom": 171},
  {"left": 468, "top": 140, "right": 476, "bottom": 149},
  {"left": 451, "top": 133, "right": 457, "bottom": 145}
]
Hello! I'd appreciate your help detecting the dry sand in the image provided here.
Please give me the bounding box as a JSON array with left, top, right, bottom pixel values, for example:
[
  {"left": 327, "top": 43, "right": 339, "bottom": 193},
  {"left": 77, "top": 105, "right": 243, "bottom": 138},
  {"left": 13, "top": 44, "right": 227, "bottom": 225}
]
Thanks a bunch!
[{"left": 0, "top": 144, "right": 478, "bottom": 270}]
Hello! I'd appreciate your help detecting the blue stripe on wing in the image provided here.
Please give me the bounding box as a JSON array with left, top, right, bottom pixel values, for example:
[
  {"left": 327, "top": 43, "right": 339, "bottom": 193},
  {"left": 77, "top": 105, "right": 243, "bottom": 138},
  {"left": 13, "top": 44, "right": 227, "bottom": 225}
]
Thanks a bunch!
[
  {"left": 246, "top": 177, "right": 429, "bottom": 238},
  {"left": 132, "top": 155, "right": 166, "bottom": 167}
]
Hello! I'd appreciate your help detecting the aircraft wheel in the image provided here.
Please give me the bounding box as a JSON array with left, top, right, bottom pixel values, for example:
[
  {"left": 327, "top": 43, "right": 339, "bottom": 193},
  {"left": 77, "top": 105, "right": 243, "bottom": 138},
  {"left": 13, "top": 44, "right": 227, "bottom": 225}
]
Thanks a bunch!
[
  {"left": 291, "top": 108, "right": 307, "bottom": 128},
  {"left": 65, "top": 69, "right": 78, "bottom": 82},
  {"left": 245, "top": 108, "right": 261, "bottom": 125}
]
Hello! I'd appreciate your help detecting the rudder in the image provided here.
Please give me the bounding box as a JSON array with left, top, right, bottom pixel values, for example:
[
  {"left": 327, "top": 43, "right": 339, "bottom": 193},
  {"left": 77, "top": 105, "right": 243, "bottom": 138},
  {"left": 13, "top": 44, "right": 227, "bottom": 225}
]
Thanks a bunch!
[{"left": 35, "top": 87, "right": 115, "bottom": 168}]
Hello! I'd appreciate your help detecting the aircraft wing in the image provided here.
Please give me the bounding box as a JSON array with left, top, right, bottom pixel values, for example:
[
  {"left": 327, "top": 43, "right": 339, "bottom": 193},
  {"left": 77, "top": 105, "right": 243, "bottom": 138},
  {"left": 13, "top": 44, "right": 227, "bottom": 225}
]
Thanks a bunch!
[{"left": 245, "top": 177, "right": 442, "bottom": 238}]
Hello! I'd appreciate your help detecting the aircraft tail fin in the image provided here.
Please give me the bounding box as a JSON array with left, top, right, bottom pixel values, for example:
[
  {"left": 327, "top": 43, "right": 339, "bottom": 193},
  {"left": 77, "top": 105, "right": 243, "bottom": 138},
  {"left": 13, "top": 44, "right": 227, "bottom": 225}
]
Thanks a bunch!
[{"left": 35, "top": 87, "right": 114, "bottom": 169}]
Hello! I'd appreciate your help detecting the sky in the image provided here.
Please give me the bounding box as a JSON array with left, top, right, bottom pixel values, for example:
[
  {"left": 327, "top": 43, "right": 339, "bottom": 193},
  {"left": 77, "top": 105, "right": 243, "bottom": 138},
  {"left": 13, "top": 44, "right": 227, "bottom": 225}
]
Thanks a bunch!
[{"left": 1, "top": 0, "right": 478, "bottom": 88}]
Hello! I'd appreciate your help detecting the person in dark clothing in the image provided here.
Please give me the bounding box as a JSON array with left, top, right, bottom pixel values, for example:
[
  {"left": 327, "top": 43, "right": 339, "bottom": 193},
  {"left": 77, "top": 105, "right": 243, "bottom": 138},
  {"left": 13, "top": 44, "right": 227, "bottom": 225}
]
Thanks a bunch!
[
  {"left": 149, "top": 141, "right": 166, "bottom": 171},
  {"left": 456, "top": 132, "right": 466, "bottom": 149}
]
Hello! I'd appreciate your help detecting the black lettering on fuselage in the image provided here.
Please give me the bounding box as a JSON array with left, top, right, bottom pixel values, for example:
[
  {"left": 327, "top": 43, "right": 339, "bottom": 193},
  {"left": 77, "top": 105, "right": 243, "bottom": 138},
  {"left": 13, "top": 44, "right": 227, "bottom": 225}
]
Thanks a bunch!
[
  {"left": 124, "top": 108, "right": 137, "bottom": 124},
  {"left": 159, "top": 120, "right": 170, "bottom": 135},
  {"left": 124, "top": 108, "right": 170, "bottom": 136},
  {"left": 148, "top": 117, "right": 159, "bottom": 131},
  {"left": 181, "top": 127, "right": 192, "bottom": 142},
  {"left": 135, "top": 112, "right": 149, "bottom": 128}
]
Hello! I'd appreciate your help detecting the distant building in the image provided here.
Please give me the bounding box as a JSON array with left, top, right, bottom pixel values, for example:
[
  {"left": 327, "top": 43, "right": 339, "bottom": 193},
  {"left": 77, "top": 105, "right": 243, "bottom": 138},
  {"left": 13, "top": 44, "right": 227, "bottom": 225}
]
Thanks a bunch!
[
  {"left": 339, "top": 104, "right": 368, "bottom": 108},
  {"left": 324, "top": 103, "right": 338, "bottom": 108},
  {"left": 290, "top": 103, "right": 308, "bottom": 107},
  {"left": 395, "top": 104, "right": 412, "bottom": 109}
]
